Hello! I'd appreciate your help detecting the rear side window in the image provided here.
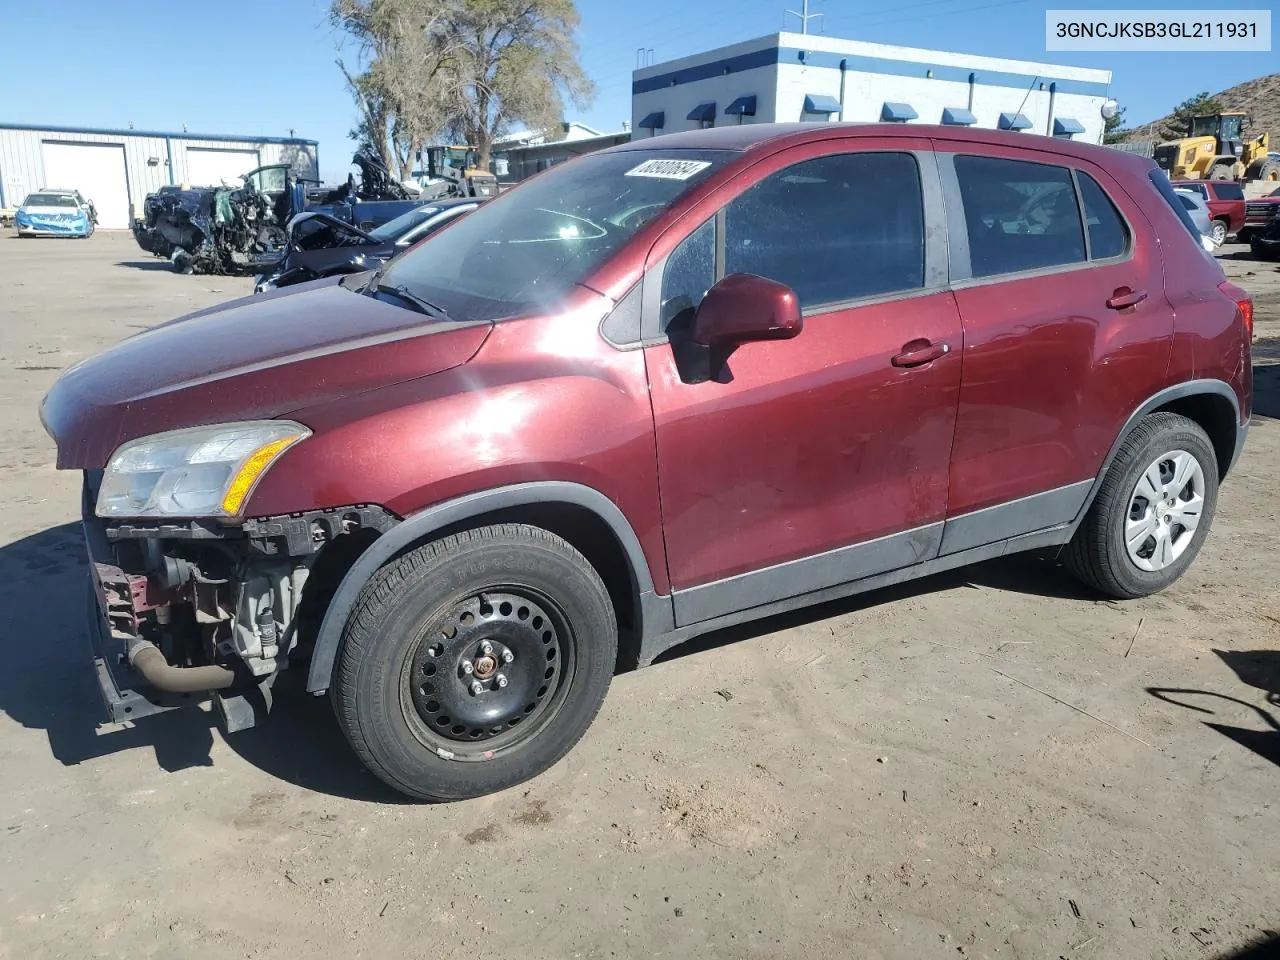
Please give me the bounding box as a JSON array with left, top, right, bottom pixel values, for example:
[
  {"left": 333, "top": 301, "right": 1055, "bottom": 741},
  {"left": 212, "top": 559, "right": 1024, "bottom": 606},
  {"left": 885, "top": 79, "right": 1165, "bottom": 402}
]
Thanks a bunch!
[
  {"left": 724, "top": 152, "right": 924, "bottom": 309},
  {"left": 1148, "top": 170, "right": 1203, "bottom": 242},
  {"left": 1076, "top": 171, "right": 1128, "bottom": 260},
  {"left": 1212, "top": 183, "right": 1244, "bottom": 201},
  {"left": 954, "top": 155, "right": 1085, "bottom": 277}
]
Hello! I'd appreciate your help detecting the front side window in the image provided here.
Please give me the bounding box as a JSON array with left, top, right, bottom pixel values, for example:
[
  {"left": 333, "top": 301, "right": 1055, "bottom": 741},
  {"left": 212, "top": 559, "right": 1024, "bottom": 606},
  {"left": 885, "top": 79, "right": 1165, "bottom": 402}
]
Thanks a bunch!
[
  {"left": 954, "top": 155, "right": 1086, "bottom": 277},
  {"left": 382, "top": 149, "right": 733, "bottom": 321},
  {"left": 660, "top": 217, "right": 715, "bottom": 330},
  {"left": 248, "top": 167, "right": 287, "bottom": 194},
  {"left": 724, "top": 152, "right": 924, "bottom": 309},
  {"left": 1076, "top": 171, "right": 1129, "bottom": 260}
]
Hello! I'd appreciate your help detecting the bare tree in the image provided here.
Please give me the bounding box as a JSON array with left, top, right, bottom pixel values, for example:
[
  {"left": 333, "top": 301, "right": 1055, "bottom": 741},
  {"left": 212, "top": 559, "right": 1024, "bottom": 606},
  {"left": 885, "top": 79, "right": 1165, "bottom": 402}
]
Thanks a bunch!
[
  {"left": 332, "top": 0, "right": 593, "bottom": 176},
  {"left": 449, "top": 0, "right": 595, "bottom": 170},
  {"left": 331, "top": 0, "right": 462, "bottom": 178}
]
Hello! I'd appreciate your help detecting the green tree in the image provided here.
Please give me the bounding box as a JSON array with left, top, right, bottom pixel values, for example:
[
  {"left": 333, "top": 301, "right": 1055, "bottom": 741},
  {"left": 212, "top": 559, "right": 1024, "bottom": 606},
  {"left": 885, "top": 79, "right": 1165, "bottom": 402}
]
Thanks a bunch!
[
  {"left": 1102, "top": 104, "right": 1128, "bottom": 144},
  {"left": 1162, "top": 91, "right": 1226, "bottom": 140}
]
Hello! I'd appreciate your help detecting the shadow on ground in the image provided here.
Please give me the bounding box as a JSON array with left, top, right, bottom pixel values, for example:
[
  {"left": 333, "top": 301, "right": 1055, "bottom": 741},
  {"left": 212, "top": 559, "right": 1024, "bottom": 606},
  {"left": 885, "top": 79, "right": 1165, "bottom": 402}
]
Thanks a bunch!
[
  {"left": 653, "top": 550, "right": 1096, "bottom": 664},
  {"left": 1253, "top": 356, "right": 1280, "bottom": 420},
  {"left": 1217, "top": 931, "right": 1280, "bottom": 960},
  {"left": 1148, "top": 649, "right": 1280, "bottom": 771},
  {"left": 0, "top": 523, "right": 404, "bottom": 803},
  {"left": 114, "top": 259, "right": 177, "bottom": 272}
]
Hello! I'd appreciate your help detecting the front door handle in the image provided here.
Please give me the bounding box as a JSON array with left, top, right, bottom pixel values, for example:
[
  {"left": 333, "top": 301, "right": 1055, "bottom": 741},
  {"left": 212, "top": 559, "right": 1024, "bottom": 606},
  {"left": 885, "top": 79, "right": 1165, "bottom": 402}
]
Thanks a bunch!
[
  {"left": 1106, "top": 287, "right": 1148, "bottom": 310},
  {"left": 891, "top": 339, "right": 950, "bottom": 368}
]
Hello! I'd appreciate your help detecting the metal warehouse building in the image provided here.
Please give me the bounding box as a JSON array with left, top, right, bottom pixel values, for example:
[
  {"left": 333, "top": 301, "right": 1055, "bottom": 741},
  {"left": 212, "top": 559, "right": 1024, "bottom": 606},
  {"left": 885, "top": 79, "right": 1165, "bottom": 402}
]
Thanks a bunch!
[
  {"left": 0, "top": 124, "right": 319, "bottom": 229},
  {"left": 633, "top": 33, "right": 1113, "bottom": 144}
]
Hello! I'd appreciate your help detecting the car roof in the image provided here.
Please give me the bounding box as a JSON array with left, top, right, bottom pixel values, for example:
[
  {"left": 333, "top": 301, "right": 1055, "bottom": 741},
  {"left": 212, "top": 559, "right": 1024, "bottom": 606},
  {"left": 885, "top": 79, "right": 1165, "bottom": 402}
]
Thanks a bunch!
[{"left": 604, "top": 122, "right": 1152, "bottom": 172}]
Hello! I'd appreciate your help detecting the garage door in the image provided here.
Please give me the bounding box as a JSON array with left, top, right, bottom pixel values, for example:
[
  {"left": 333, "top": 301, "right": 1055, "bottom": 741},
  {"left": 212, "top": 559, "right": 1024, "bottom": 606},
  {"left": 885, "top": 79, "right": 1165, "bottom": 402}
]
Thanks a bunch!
[
  {"left": 41, "top": 141, "right": 130, "bottom": 228},
  {"left": 185, "top": 148, "right": 260, "bottom": 188}
]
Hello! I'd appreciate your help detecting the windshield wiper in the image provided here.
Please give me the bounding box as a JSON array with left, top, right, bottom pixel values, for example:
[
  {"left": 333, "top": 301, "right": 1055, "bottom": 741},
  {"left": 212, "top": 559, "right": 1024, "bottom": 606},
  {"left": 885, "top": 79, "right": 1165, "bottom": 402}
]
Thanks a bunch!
[{"left": 374, "top": 282, "right": 450, "bottom": 319}]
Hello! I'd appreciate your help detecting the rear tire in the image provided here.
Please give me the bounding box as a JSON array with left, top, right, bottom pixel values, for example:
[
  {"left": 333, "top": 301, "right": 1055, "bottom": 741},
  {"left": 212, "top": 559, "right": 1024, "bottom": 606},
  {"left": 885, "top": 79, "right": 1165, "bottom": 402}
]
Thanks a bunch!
[
  {"left": 331, "top": 524, "right": 617, "bottom": 801},
  {"left": 1210, "top": 219, "right": 1227, "bottom": 246},
  {"left": 1249, "top": 158, "right": 1280, "bottom": 183},
  {"left": 1065, "top": 413, "right": 1219, "bottom": 600}
]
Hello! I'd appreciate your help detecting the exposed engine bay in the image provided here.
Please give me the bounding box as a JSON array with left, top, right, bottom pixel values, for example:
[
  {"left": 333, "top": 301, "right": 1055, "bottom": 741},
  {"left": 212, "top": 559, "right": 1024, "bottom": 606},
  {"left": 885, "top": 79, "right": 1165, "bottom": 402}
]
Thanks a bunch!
[{"left": 85, "top": 473, "right": 398, "bottom": 730}]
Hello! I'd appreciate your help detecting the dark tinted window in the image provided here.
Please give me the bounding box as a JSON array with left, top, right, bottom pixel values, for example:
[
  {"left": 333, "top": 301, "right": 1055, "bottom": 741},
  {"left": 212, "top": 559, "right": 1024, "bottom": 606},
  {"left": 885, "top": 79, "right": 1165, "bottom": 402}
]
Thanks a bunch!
[
  {"left": 1212, "top": 182, "right": 1244, "bottom": 201},
  {"left": 1076, "top": 172, "right": 1128, "bottom": 259},
  {"left": 660, "top": 217, "right": 715, "bottom": 330},
  {"left": 724, "top": 152, "right": 924, "bottom": 309},
  {"left": 954, "top": 155, "right": 1085, "bottom": 277}
]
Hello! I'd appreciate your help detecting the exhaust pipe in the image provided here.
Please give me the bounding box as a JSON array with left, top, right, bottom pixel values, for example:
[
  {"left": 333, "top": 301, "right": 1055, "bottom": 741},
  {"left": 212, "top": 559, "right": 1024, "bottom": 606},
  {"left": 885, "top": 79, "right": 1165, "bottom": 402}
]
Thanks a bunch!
[{"left": 127, "top": 639, "right": 234, "bottom": 693}]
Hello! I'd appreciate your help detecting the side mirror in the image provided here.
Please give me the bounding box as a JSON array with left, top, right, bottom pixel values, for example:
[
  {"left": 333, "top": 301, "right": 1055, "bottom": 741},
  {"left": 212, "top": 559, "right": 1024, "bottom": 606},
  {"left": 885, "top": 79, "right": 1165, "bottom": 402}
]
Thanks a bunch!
[{"left": 691, "top": 273, "right": 802, "bottom": 349}]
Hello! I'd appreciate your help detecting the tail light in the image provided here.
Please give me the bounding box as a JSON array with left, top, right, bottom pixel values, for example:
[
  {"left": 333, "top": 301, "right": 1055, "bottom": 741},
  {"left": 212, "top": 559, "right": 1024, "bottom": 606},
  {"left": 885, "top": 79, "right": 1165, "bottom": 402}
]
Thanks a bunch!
[{"left": 1219, "top": 280, "right": 1254, "bottom": 339}]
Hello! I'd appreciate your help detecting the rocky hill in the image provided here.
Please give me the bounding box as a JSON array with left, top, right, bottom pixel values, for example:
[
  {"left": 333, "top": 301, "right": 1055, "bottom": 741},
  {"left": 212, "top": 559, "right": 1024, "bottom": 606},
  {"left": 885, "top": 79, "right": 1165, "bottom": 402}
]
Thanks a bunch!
[{"left": 1126, "top": 73, "right": 1280, "bottom": 144}]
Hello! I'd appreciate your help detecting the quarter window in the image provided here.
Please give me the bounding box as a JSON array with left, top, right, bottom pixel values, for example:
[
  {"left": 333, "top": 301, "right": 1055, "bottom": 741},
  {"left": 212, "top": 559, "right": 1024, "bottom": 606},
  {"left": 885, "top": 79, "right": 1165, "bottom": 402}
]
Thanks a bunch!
[
  {"left": 724, "top": 152, "right": 925, "bottom": 309},
  {"left": 954, "top": 155, "right": 1086, "bottom": 277},
  {"left": 1076, "top": 171, "right": 1129, "bottom": 260}
]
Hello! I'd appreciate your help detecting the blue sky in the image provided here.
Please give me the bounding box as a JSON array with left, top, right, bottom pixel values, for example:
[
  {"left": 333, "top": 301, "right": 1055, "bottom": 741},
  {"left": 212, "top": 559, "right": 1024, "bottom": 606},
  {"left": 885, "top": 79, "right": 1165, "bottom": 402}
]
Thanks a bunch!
[{"left": 1, "top": 0, "right": 1273, "bottom": 182}]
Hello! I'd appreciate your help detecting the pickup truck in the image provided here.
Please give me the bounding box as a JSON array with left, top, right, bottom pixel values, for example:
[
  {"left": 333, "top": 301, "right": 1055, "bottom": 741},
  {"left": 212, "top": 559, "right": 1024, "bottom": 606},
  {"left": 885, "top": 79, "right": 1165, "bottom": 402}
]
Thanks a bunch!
[
  {"left": 1170, "top": 179, "right": 1246, "bottom": 245},
  {"left": 1242, "top": 186, "right": 1280, "bottom": 245}
]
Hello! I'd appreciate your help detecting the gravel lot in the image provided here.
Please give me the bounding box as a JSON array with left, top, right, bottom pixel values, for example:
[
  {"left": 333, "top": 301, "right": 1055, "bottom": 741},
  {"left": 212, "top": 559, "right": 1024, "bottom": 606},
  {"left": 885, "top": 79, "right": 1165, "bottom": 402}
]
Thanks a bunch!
[{"left": 0, "top": 232, "right": 1277, "bottom": 960}]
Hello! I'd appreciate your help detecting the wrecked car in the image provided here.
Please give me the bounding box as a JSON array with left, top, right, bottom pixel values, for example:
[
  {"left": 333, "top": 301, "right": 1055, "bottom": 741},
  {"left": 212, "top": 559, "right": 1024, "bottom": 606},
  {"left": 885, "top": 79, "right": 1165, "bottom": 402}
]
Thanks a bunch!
[
  {"left": 253, "top": 197, "right": 482, "bottom": 293},
  {"left": 131, "top": 151, "right": 437, "bottom": 275}
]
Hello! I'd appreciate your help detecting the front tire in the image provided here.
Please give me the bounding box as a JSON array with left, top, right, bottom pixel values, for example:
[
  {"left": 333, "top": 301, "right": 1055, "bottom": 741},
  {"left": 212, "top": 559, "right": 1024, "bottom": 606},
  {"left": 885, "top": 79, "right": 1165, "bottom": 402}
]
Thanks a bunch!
[
  {"left": 332, "top": 524, "right": 617, "bottom": 801},
  {"left": 1065, "top": 413, "right": 1219, "bottom": 599}
]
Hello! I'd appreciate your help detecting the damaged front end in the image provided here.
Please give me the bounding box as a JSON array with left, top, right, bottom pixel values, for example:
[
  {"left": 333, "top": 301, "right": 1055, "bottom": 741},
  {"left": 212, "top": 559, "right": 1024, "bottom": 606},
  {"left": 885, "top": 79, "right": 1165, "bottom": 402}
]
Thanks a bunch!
[
  {"left": 83, "top": 470, "right": 396, "bottom": 732},
  {"left": 132, "top": 180, "right": 289, "bottom": 276}
]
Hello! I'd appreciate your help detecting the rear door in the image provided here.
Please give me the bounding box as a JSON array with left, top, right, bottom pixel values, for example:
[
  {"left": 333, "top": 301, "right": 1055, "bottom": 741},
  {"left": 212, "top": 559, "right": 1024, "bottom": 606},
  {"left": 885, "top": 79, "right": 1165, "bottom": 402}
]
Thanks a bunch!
[
  {"left": 643, "top": 137, "right": 964, "bottom": 624},
  {"left": 936, "top": 142, "right": 1171, "bottom": 554}
]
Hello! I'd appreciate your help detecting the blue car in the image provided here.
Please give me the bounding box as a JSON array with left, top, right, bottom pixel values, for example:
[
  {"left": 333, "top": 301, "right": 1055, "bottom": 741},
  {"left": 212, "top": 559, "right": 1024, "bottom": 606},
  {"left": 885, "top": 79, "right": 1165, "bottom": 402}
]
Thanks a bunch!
[{"left": 15, "top": 191, "right": 94, "bottom": 238}]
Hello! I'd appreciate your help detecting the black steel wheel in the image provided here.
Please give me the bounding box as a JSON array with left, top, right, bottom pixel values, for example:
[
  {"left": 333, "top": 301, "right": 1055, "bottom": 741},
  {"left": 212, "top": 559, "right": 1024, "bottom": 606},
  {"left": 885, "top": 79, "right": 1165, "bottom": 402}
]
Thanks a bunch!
[
  {"left": 332, "top": 524, "right": 616, "bottom": 801},
  {"left": 404, "top": 589, "right": 572, "bottom": 752}
]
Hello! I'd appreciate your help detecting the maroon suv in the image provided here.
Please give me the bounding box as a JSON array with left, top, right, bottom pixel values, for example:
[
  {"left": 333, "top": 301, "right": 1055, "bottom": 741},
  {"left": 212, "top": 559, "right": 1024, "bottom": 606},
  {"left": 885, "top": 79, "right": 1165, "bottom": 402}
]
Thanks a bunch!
[{"left": 42, "top": 124, "right": 1254, "bottom": 801}]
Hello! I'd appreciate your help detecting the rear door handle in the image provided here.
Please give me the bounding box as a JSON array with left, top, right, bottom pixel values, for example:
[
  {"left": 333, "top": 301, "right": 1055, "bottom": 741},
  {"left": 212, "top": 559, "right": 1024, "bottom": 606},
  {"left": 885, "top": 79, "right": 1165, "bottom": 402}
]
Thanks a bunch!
[
  {"left": 891, "top": 340, "right": 950, "bottom": 368},
  {"left": 1106, "top": 287, "right": 1148, "bottom": 310}
]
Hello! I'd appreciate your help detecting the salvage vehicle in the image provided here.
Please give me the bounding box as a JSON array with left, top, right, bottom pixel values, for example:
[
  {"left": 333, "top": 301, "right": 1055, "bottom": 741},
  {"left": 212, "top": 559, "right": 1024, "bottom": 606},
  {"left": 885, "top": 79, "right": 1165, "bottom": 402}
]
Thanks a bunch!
[
  {"left": 1173, "top": 188, "right": 1221, "bottom": 249},
  {"left": 15, "top": 190, "right": 94, "bottom": 237},
  {"left": 42, "top": 123, "right": 1252, "bottom": 802},
  {"left": 253, "top": 197, "right": 482, "bottom": 293},
  {"left": 1242, "top": 186, "right": 1280, "bottom": 244},
  {"left": 132, "top": 151, "right": 435, "bottom": 275},
  {"left": 1170, "top": 179, "right": 1244, "bottom": 245},
  {"left": 1250, "top": 206, "right": 1280, "bottom": 260},
  {"left": 41, "top": 186, "right": 98, "bottom": 225}
]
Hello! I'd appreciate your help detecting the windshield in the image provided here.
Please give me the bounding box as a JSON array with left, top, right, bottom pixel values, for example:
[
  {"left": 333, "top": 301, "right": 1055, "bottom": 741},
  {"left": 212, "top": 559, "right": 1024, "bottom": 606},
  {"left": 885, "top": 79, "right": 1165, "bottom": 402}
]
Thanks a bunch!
[
  {"left": 24, "top": 193, "right": 78, "bottom": 207},
  {"left": 369, "top": 206, "right": 445, "bottom": 241},
  {"left": 381, "top": 149, "right": 734, "bottom": 320}
]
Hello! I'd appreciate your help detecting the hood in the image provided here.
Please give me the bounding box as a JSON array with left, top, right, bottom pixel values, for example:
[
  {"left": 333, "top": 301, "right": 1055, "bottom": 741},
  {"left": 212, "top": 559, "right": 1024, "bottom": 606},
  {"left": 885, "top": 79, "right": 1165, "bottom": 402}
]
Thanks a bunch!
[{"left": 43, "top": 280, "right": 492, "bottom": 469}]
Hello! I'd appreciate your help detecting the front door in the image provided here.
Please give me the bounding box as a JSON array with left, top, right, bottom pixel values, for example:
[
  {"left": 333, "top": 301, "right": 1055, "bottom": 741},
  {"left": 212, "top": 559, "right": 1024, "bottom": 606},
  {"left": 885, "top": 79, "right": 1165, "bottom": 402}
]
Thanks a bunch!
[{"left": 644, "top": 141, "right": 964, "bottom": 625}]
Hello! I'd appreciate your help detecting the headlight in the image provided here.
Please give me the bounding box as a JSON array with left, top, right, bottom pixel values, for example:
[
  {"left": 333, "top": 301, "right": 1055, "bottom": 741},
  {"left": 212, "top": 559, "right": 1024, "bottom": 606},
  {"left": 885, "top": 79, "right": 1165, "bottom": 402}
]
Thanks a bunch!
[{"left": 96, "top": 420, "right": 310, "bottom": 519}]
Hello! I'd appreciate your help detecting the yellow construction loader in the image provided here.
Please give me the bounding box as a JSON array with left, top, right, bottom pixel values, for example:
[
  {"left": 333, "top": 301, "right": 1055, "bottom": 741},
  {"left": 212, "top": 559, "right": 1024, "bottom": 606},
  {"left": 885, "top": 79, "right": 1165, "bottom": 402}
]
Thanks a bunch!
[{"left": 1153, "top": 113, "right": 1279, "bottom": 182}]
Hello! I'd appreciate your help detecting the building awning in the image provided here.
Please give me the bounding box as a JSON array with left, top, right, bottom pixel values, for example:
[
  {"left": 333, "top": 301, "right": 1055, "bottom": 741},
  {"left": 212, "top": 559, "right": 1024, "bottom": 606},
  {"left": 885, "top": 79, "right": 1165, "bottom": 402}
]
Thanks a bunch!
[
  {"left": 998, "top": 112, "right": 1033, "bottom": 131},
  {"left": 881, "top": 102, "right": 918, "bottom": 122},
  {"left": 1053, "top": 117, "right": 1086, "bottom": 136},
  {"left": 687, "top": 102, "right": 717, "bottom": 123},
  {"left": 941, "top": 107, "right": 977, "bottom": 126},
  {"left": 803, "top": 94, "right": 842, "bottom": 115},
  {"left": 638, "top": 111, "right": 665, "bottom": 130},
  {"left": 725, "top": 95, "right": 757, "bottom": 117}
]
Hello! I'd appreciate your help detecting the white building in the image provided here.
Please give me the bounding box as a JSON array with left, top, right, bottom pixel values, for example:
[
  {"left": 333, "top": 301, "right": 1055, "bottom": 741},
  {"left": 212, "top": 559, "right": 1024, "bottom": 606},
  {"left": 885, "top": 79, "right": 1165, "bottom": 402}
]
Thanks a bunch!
[
  {"left": 0, "top": 123, "right": 319, "bottom": 229},
  {"left": 632, "top": 33, "right": 1112, "bottom": 145}
]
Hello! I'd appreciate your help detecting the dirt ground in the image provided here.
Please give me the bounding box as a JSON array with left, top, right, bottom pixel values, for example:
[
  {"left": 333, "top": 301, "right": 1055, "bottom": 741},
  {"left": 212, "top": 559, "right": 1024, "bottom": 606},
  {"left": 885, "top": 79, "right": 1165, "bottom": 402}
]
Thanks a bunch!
[{"left": 0, "top": 232, "right": 1277, "bottom": 960}]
